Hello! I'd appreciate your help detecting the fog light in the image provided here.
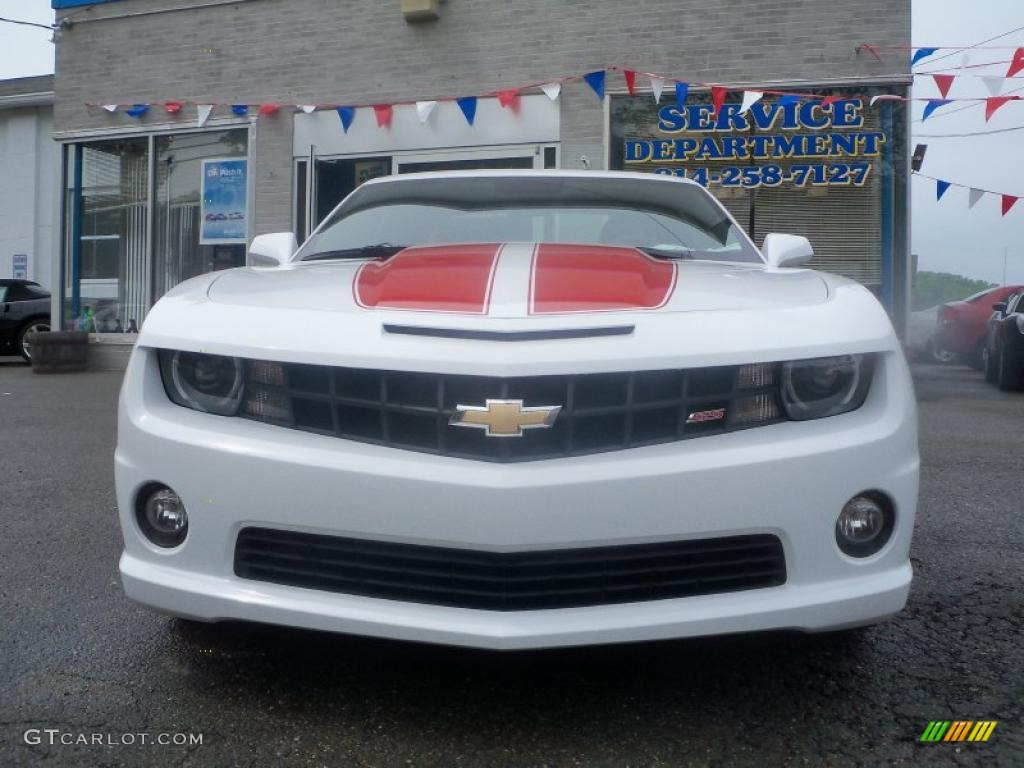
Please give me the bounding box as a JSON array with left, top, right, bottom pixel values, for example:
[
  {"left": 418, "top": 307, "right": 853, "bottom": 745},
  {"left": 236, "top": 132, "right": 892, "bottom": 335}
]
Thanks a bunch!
[
  {"left": 836, "top": 493, "right": 893, "bottom": 557},
  {"left": 136, "top": 484, "right": 188, "bottom": 548}
]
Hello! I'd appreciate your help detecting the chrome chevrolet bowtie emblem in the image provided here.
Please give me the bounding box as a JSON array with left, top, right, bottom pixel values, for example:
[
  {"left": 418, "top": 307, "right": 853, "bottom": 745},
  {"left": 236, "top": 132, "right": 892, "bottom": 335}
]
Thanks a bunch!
[{"left": 449, "top": 399, "right": 561, "bottom": 437}]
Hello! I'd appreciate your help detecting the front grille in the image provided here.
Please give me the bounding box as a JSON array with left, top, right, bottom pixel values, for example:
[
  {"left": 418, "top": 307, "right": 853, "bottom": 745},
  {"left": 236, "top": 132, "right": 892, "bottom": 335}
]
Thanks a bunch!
[
  {"left": 240, "top": 362, "right": 783, "bottom": 462},
  {"left": 234, "top": 528, "right": 787, "bottom": 611}
]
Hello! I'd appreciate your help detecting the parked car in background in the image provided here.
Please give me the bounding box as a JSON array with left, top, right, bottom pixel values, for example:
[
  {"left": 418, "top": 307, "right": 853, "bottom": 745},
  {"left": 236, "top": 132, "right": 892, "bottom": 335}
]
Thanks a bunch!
[
  {"left": 983, "top": 292, "right": 1024, "bottom": 390},
  {"left": 0, "top": 279, "right": 51, "bottom": 362},
  {"left": 907, "top": 306, "right": 955, "bottom": 363},
  {"left": 936, "top": 285, "right": 1024, "bottom": 368}
]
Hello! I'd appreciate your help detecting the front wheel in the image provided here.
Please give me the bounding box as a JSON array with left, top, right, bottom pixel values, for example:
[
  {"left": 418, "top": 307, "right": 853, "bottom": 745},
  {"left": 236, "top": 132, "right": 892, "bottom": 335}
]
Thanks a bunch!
[
  {"left": 983, "top": 345, "right": 998, "bottom": 383},
  {"left": 16, "top": 320, "right": 50, "bottom": 362},
  {"left": 928, "top": 338, "right": 955, "bottom": 364},
  {"left": 996, "top": 345, "right": 1023, "bottom": 391}
]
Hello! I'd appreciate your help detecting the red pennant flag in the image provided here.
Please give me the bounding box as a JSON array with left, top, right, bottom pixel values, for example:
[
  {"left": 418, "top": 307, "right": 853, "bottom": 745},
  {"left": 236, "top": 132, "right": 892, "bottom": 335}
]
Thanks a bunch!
[
  {"left": 258, "top": 103, "right": 280, "bottom": 116},
  {"left": 373, "top": 104, "right": 393, "bottom": 128},
  {"left": 710, "top": 86, "right": 728, "bottom": 116},
  {"left": 1008, "top": 47, "right": 1024, "bottom": 78},
  {"left": 496, "top": 89, "right": 520, "bottom": 112},
  {"left": 932, "top": 74, "right": 954, "bottom": 99},
  {"left": 164, "top": 101, "right": 182, "bottom": 114},
  {"left": 1002, "top": 194, "right": 1019, "bottom": 216},
  {"left": 985, "top": 96, "right": 1013, "bottom": 121},
  {"left": 858, "top": 43, "right": 882, "bottom": 62},
  {"left": 820, "top": 95, "right": 840, "bottom": 107},
  {"left": 623, "top": 70, "right": 637, "bottom": 96}
]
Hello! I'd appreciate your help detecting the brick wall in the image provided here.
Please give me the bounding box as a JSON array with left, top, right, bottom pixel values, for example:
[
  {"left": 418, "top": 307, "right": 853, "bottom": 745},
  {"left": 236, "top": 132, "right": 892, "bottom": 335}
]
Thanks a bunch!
[{"left": 54, "top": 0, "right": 909, "bottom": 234}]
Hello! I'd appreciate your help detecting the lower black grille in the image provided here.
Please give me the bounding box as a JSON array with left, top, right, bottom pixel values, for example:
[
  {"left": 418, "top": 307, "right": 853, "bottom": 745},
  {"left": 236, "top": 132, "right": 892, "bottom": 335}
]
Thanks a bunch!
[{"left": 234, "top": 528, "right": 787, "bottom": 611}]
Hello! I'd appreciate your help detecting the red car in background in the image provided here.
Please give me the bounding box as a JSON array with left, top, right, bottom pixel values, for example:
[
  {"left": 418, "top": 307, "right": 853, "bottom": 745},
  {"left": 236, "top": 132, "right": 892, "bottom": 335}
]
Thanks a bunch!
[{"left": 936, "top": 285, "right": 1024, "bottom": 367}]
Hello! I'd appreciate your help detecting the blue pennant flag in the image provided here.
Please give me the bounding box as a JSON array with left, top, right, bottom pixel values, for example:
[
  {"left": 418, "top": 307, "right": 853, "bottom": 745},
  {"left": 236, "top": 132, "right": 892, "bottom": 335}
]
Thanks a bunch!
[
  {"left": 125, "top": 104, "right": 149, "bottom": 118},
  {"left": 231, "top": 104, "right": 249, "bottom": 116},
  {"left": 336, "top": 106, "right": 356, "bottom": 132},
  {"left": 936, "top": 180, "right": 951, "bottom": 201},
  {"left": 456, "top": 96, "right": 477, "bottom": 125},
  {"left": 922, "top": 99, "right": 951, "bottom": 121},
  {"left": 777, "top": 94, "right": 800, "bottom": 107},
  {"left": 584, "top": 70, "right": 606, "bottom": 101},
  {"left": 911, "top": 47, "right": 939, "bottom": 67},
  {"left": 674, "top": 82, "right": 689, "bottom": 110}
]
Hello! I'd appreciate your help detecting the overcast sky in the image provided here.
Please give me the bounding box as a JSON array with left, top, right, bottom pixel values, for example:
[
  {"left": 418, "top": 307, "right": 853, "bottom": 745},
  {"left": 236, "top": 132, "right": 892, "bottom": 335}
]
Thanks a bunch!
[{"left": 1, "top": 0, "right": 1022, "bottom": 284}]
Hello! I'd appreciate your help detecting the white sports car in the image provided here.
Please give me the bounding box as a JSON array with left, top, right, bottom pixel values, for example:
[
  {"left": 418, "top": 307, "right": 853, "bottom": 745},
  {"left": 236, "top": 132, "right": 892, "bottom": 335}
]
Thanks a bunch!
[{"left": 115, "top": 170, "right": 919, "bottom": 649}]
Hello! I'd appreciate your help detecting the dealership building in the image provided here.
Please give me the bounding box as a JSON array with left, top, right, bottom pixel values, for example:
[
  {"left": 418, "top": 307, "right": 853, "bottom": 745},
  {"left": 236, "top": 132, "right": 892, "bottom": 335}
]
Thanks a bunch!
[{"left": 49, "top": 0, "right": 911, "bottom": 342}]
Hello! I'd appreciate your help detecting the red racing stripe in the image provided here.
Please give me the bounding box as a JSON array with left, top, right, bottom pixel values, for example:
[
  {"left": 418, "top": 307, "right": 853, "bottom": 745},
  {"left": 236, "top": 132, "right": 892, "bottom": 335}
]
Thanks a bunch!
[
  {"left": 354, "top": 244, "right": 502, "bottom": 314},
  {"left": 530, "top": 244, "right": 678, "bottom": 314}
]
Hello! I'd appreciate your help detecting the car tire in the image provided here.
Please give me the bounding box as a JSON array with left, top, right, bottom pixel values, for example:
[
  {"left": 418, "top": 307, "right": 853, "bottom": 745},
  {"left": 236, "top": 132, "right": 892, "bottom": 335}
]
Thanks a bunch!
[
  {"left": 983, "top": 345, "right": 997, "bottom": 383},
  {"left": 928, "top": 338, "right": 955, "bottom": 364},
  {"left": 16, "top": 320, "right": 50, "bottom": 362},
  {"left": 996, "top": 346, "right": 1022, "bottom": 391}
]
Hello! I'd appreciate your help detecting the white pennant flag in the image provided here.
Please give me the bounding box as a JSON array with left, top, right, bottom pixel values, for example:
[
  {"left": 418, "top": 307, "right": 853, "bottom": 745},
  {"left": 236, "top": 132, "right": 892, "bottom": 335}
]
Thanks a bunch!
[
  {"left": 299, "top": 105, "right": 317, "bottom": 114},
  {"left": 968, "top": 188, "right": 985, "bottom": 209},
  {"left": 102, "top": 104, "right": 118, "bottom": 113},
  {"left": 740, "top": 90, "right": 764, "bottom": 114},
  {"left": 415, "top": 100, "right": 437, "bottom": 123},
  {"left": 196, "top": 104, "right": 214, "bottom": 127},
  {"left": 540, "top": 82, "right": 561, "bottom": 101},
  {"left": 649, "top": 76, "right": 665, "bottom": 103},
  {"left": 981, "top": 76, "right": 1003, "bottom": 97},
  {"left": 870, "top": 94, "right": 900, "bottom": 106},
  {"left": 959, "top": 53, "right": 971, "bottom": 71}
]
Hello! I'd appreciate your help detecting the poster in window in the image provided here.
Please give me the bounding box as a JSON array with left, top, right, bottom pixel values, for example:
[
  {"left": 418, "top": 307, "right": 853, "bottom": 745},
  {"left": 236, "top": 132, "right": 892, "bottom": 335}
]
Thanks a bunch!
[{"left": 200, "top": 158, "right": 248, "bottom": 244}]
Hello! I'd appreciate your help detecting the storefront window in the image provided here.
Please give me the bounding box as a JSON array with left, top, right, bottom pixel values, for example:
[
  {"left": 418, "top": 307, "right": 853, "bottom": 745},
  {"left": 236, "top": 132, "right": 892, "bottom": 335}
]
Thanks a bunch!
[
  {"left": 62, "top": 128, "right": 249, "bottom": 331},
  {"left": 154, "top": 130, "right": 248, "bottom": 299}
]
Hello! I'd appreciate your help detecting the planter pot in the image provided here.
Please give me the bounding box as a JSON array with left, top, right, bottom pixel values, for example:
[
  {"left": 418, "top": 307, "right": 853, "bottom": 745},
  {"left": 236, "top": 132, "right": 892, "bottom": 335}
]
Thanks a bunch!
[{"left": 30, "top": 331, "right": 89, "bottom": 374}]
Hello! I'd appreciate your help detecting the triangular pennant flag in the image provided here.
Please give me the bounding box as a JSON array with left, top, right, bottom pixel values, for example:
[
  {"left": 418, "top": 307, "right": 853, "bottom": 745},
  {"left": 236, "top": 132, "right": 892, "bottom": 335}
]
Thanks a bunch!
[
  {"left": 985, "top": 96, "right": 1013, "bottom": 122},
  {"left": 540, "top": 82, "right": 561, "bottom": 101},
  {"left": 674, "top": 82, "right": 689, "bottom": 110},
  {"left": 336, "top": 106, "right": 356, "bottom": 132},
  {"left": 820, "top": 95, "right": 840, "bottom": 107},
  {"left": 231, "top": 104, "right": 249, "bottom": 116},
  {"left": 777, "top": 94, "right": 800, "bottom": 107},
  {"left": 258, "top": 103, "right": 280, "bottom": 116},
  {"left": 959, "top": 53, "right": 971, "bottom": 71},
  {"left": 496, "top": 89, "right": 520, "bottom": 111},
  {"left": 197, "top": 104, "right": 213, "bottom": 127},
  {"left": 623, "top": 70, "right": 637, "bottom": 96},
  {"left": 859, "top": 43, "right": 881, "bottom": 62},
  {"left": 584, "top": 70, "right": 606, "bottom": 101},
  {"left": 981, "top": 76, "right": 1003, "bottom": 97},
  {"left": 911, "top": 47, "right": 938, "bottom": 67},
  {"left": 869, "top": 94, "right": 901, "bottom": 106},
  {"left": 373, "top": 104, "right": 393, "bottom": 128},
  {"left": 922, "top": 99, "right": 951, "bottom": 121},
  {"left": 456, "top": 96, "right": 478, "bottom": 125},
  {"left": 125, "top": 104, "right": 149, "bottom": 119},
  {"left": 1001, "top": 194, "right": 1018, "bottom": 216},
  {"left": 102, "top": 104, "right": 118, "bottom": 113},
  {"left": 740, "top": 90, "right": 764, "bottom": 114},
  {"left": 164, "top": 101, "right": 183, "bottom": 115},
  {"left": 936, "top": 179, "right": 951, "bottom": 201},
  {"left": 710, "top": 86, "right": 728, "bottom": 116},
  {"left": 415, "top": 100, "right": 437, "bottom": 123},
  {"left": 968, "top": 188, "right": 984, "bottom": 209},
  {"left": 1007, "top": 47, "right": 1024, "bottom": 78},
  {"left": 649, "top": 76, "right": 665, "bottom": 103},
  {"left": 932, "top": 74, "right": 954, "bottom": 99},
  {"left": 299, "top": 104, "right": 317, "bottom": 114}
]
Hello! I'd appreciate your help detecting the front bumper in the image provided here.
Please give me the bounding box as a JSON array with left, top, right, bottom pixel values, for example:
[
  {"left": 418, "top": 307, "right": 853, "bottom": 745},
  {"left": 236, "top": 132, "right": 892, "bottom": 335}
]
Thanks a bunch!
[{"left": 116, "top": 347, "right": 918, "bottom": 649}]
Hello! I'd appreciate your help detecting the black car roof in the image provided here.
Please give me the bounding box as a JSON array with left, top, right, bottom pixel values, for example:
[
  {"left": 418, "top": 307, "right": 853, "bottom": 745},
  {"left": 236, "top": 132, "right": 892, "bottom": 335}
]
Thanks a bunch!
[{"left": 0, "top": 279, "right": 40, "bottom": 286}]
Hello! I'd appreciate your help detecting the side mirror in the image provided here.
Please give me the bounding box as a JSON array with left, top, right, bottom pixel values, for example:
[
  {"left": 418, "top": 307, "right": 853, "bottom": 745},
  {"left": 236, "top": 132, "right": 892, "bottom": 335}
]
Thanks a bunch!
[
  {"left": 993, "top": 302, "right": 1007, "bottom": 313},
  {"left": 248, "top": 232, "right": 298, "bottom": 267},
  {"left": 761, "top": 233, "right": 814, "bottom": 269}
]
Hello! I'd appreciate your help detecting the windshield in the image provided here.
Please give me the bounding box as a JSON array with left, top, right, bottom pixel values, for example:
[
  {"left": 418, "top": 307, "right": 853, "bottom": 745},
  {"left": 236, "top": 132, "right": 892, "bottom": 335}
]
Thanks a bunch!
[{"left": 298, "top": 175, "right": 762, "bottom": 263}]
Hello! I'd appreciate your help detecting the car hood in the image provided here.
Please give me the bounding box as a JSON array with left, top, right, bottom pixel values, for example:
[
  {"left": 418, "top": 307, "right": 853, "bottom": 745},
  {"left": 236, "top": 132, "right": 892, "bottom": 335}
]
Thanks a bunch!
[{"left": 206, "top": 243, "right": 828, "bottom": 317}]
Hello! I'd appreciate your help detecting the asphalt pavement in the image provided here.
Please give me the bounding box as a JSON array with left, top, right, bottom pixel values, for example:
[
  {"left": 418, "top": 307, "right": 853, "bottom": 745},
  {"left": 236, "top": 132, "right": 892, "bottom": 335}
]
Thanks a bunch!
[{"left": 0, "top": 357, "right": 1021, "bottom": 767}]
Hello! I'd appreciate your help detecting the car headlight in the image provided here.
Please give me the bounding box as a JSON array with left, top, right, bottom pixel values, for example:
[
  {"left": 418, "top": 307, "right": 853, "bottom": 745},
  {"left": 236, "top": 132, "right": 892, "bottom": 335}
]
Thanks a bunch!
[
  {"left": 780, "top": 354, "right": 873, "bottom": 420},
  {"left": 158, "top": 350, "right": 245, "bottom": 416}
]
